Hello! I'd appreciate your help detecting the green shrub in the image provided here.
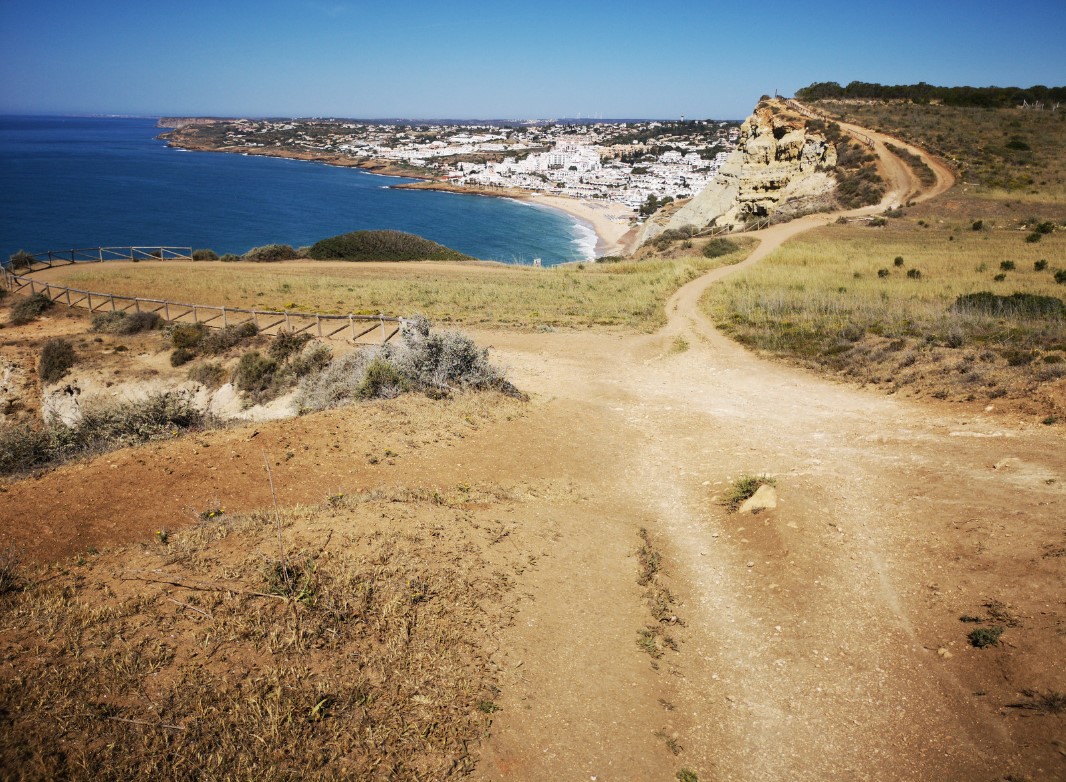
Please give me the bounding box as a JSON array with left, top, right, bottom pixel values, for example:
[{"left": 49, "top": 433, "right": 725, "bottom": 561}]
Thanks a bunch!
[
  {"left": 307, "top": 230, "right": 471, "bottom": 262},
  {"left": 968, "top": 626, "right": 1003, "bottom": 648},
  {"left": 242, "top": 244, "right": 299, "bottom": 262},
  {"left": 187, "top": 361, "right": 226, "bottom": 388},
  {"left": 170, "top": 348, "right": 194, "bottom": 367},
  {"left": 1035, "top": 259, "right": 1048, "bottom": 271},
  {"left": 954, "top": 292, "right": 1065, "bottom": 318},
  {"left": 289, "top": 344, "right": 332, "bottom": 378},
  {"left": 171, "top": 323, "right": 206, "bottom": 349},
  {"left": 1055, "top": 270, "right": 1066, "bottom": 284},
  {"left": 877, "top": 268, "right": 890, "bottom": 278},
  {"left": 233, "top": 351, "right": 278, "bottom": 396},
  {"left": 906, "top": 268, "right": 922, "bottom": 279},
  {"left": 9, "top": 293, "right": 53, "bottom": 325},
  {"left": 358, "top": 356, "right": 408, "bottom": 399},
  {"left": 1026, "top": 232, "right": 1042, "bottom": 243},
  {"left": 993, "top": 273, "right": 1007, "bottom": 282},
  {"left": 1000, "top": 260, "right": 1015, "bottom": 271},
  {"left": 220, "top": 253, "right": 241, "bottom": 262},
  {"left": 199, "top": 322, "right": 258, "bottom": 355},
  {"left": 269, "top": 331, "right": 312, "bottom": 363},
  {"left": 701, "top": 238, "right": 740, "bottom": 259},
  {"left": 971, "top": 220, "right": 983, "bottom": 231},
  {"left": 39, "top": 339, "right": 75, "bottom": 384},
  {"left": 894, "top": 256, "right": 905, "bottom": 267},
  {"left": 91, "top": 310, "right": 162, "bottom": 334},
  {"left": 191, "top": 248, "right": 219, "bottom": 261}
]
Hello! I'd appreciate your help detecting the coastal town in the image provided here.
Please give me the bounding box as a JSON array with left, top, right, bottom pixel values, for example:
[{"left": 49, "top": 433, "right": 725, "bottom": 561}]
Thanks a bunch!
[{"left": 161, "top": 117, "right": 741, "bottom": 213}]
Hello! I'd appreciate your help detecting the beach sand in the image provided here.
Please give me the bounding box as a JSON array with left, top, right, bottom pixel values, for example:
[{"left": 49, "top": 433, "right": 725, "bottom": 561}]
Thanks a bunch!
[{"left": 529, "top": 194, "right": 636, "bottom": 258}]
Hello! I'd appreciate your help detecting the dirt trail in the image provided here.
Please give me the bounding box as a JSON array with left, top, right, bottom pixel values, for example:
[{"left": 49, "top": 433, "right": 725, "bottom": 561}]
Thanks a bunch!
[{"left": 467, "top": 129, "right": 1064, "bottom": 779}]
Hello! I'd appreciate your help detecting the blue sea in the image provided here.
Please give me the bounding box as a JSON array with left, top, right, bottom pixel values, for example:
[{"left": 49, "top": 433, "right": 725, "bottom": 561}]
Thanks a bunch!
[{"left": 0, "top": 116, "right": 594, "bottom": 266}]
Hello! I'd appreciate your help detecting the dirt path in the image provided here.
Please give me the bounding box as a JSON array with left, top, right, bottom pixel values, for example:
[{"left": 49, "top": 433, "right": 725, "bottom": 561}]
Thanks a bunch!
[{"left": 466, "top": 130, "right": 1064, "bottom": 779}]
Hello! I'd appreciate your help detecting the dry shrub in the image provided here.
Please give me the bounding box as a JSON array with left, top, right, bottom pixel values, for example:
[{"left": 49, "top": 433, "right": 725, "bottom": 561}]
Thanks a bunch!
[
  {"left": 9, "top": 292, "right": 53, "bottom": 325},
  {"left": 38, "top": 339, "right": 75, "bottom": 384}
]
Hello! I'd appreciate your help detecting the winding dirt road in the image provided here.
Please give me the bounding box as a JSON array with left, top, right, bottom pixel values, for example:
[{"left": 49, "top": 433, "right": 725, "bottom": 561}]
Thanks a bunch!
[{"left": 466, "top": 121, "right": 1064, "bottom": 780}]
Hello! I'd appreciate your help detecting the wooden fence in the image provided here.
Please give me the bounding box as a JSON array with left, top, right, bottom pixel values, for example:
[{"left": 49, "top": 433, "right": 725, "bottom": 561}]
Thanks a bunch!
[{"left": 1, "top": 249, "right": 406, "bottom": 345}]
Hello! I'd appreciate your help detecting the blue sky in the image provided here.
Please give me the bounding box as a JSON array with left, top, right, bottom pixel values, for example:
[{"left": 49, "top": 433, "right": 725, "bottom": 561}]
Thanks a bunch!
[{"left": 1, "top": 0, "right": 1063, "bottom": 119}]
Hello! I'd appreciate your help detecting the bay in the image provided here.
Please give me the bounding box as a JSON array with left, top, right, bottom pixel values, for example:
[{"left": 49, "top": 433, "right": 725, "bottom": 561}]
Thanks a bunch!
[{"left": 0, "top": 115, "right": 591, "bottom": 266}]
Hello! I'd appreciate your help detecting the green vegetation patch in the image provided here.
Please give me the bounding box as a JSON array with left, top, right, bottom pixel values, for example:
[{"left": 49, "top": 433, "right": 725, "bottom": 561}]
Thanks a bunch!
[{"left": 307, "top": 230, "right": 472, "bottom": 262}]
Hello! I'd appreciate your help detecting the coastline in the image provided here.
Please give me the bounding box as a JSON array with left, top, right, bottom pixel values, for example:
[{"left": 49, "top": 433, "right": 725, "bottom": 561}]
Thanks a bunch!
[
  {"left": 528, "top": 194, "right": 636, "bottom": 258},
  {"left": 162, "top": 132, "right": 636, "bottom": 259}
]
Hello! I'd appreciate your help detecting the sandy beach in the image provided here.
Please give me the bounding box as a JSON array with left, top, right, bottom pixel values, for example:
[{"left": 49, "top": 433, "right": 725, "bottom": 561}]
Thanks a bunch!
[{"left": 529, "top": 194, "right": 636, "bottom": 258}]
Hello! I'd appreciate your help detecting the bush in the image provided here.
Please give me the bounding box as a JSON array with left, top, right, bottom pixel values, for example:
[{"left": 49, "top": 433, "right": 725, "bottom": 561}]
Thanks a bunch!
[
  {"left": 9, "top": 293, "right": 53, "bottom": 325},
  {"left": 233, "top": 351, "right": 278, "bottom": 397},
  {"left": 39, "top": 339, "right": 75, "bottom": 384},
  {"left": 187, "top": 361, "right": 226, "bottom": 388},
  {"left": 191, "top": 248, "right": 219, "bottom": 261},
  {"left": 297, "top": 316, "right": 522, "bottom": 411},
  {"left": 358, "top": 356, "right": 409, "bottom": 399},
  {"left": 307, "top": 230, "right": 471, "bottom": 262},
  {"left": 968, "top": 626, "right": 1003, "bottom": 648},
  {"left": 701, "top": 238, "right": 740, "bottom": 259},
  {"left": 7, "top": 250, "right": 34, "bottom": 270},
  {"left": 906, "top": 268, "right": 922, "bottom": 279},
  {"left": 993, "top": 273, "right": 1007, "bottom": 282},
  {"left": 953, "top": 292, "right": 1065, "bottom": 318},
  {"left": 894, "top": 256, "right": 904, "bottom": 267},
  {"left": 171, "top": 323, "right": 205, "bottom": 349},
  {"left": 1035, "top": 221, "right": 1055, "bottom": 234},
  {"left": 242, "top": 244, "right": 299, "bottom": 262},
  {"left": 1000, "top": 260, "right": 1015, "bottom": 271},
  {"left": 971, "top": 220, "right": 983, "bottom": 231},
  {"left": 170, "top": 348, "right": 194, "bottom": 367},
  {"left": 269, "top": 331, "right": 312, "bottom": 363},
  {"left": 289, "top": 343, "right": 332, "bottom": 378},
  {"left": 877, "top": 268, "right": 890, "bottom": 278},
  {"left": 1035, "top": 259, "right": 1048, "bottom": 271},
  {"left": 220, "top": 253, "right": 240, "bottom": 262},
  {"left": 1025, "top": 232, "right": 1042, "bottom": 243},
  {"left": 199, "top": 322, "right": 258, "bottom": 355},
  {"left": 91, "top": 310, "right": 162, "bottom": 334},
  {"left": 1056, "top": 270, "right": 1066, "bottom": 284},
  {"left": 0, "top": 393, "right": 208, "bottom": 476}
]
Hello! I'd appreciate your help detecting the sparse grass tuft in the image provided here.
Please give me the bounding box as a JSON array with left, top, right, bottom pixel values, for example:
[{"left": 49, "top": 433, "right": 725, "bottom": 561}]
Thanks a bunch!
[
  {"left": 677, "top": 769, "right": 699, "bottom": 782},
  {"left": 721, "top": 474, "right": 777, "bottom": 512}
]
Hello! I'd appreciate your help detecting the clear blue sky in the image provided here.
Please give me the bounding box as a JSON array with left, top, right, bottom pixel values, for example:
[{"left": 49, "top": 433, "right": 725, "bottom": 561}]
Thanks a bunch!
[{"left": 2, "top": 0, "right": 1063, "bottom": 119}]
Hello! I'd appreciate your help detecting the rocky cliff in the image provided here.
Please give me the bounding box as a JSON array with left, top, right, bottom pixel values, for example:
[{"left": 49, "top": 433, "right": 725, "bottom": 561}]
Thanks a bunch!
[{"left": 640, "top": 101, "right": 837, "bottom": 241}]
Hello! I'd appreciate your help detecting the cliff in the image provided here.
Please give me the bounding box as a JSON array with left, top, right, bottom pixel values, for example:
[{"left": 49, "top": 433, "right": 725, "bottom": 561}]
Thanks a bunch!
[{"left": 640, "top": 100, "right": 837, "bottom": 241}]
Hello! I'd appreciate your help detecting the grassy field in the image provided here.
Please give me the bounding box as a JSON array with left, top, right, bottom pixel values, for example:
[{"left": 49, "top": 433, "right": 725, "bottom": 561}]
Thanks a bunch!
[
  {"left": 40, "top": 244, "right": 752, "bottom": 332},
  {"left": 813, "top": 100, "right": 1066, "bottom": 200},
  {"left": 702, "top": 199, "right": 1066, "bottom": 413}
]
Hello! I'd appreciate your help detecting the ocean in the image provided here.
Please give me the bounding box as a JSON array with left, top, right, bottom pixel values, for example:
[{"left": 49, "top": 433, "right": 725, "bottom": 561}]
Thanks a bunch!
[{"left": 0, "top": 116, "right": 594, "bottom": 266}]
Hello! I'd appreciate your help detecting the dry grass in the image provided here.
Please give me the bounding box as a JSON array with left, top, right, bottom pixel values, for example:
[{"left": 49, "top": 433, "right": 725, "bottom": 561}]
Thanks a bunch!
[
  {"left": 40, "top": 249, "right": 752, "bottom": 332},
  {"left": 0, "top": 483, "right": 527, "bottom": 780},
  {"left": 702, "top": 205, "right": 1066, "bottom": 410},
  {"left": 814, "top": 100, "right": 1066, "bottom": 201}
]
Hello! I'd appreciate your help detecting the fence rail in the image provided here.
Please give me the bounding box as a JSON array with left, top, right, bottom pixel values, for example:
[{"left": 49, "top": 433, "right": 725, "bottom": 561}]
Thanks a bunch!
[
  {"left": 2, "top": 249, "right": 406, "bottom": 345},
  {"left": 14, "top": 246, "right": 194, "bottom": 271}
]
